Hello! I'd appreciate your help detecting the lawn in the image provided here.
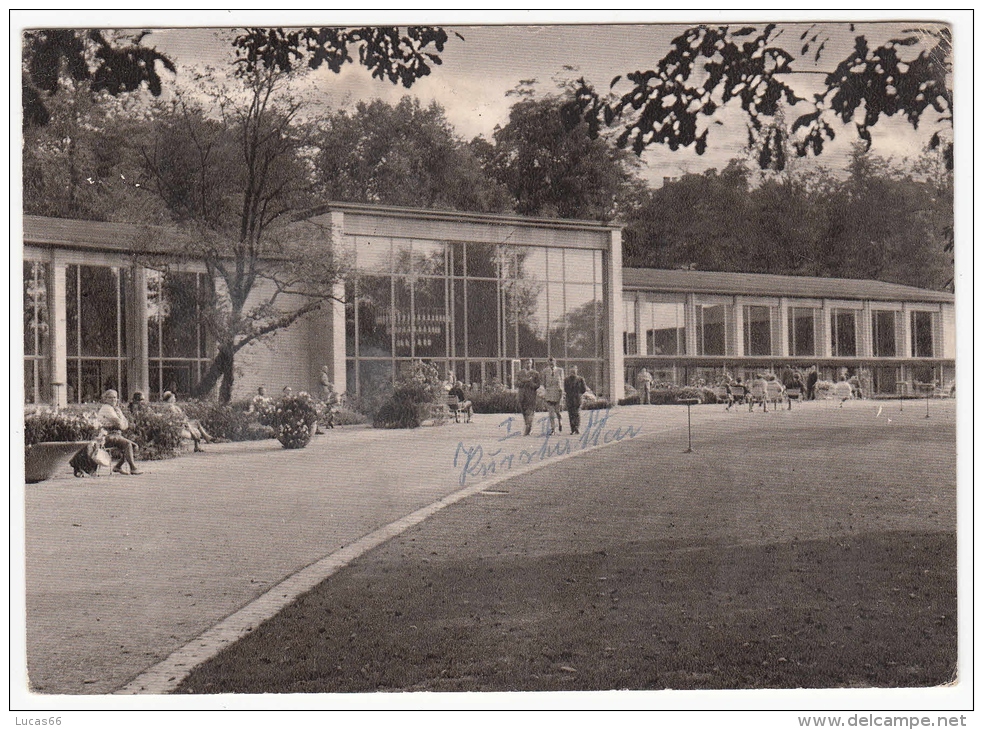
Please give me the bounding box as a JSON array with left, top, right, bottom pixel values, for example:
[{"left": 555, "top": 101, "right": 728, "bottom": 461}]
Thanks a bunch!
[{"left": 175, "top": 401, "right": 958, "bottom": 693}]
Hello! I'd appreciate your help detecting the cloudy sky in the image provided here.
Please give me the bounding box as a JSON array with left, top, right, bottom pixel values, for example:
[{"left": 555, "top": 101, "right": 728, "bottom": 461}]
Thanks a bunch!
[{"left": 18, "top": 10, "right": 959, "bottom": 187}]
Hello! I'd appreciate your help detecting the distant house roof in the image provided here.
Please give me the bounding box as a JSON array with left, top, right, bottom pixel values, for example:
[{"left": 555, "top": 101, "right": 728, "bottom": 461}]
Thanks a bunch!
[{"left": 623, "top": 267, "right": 953, "bottom": 304}]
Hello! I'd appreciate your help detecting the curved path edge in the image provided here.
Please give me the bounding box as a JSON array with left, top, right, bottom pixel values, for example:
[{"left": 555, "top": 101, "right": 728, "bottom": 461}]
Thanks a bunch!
[{"left": 114, "top": 426, "right": 648, "bottom": 695}]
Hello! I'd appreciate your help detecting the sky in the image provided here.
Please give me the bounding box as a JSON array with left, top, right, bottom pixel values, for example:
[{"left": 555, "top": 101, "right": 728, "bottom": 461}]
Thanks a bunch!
[{"left": 20, "top": 10, "right": 953, "bottom": 189}]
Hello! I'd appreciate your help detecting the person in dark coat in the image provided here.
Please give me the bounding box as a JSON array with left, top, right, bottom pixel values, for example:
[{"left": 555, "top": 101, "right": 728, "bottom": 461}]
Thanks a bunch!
[
  {"left": 806, "top": 366, "right": 819, "bottom": 400},
  {"left": 516, "top": 359, "right": 541, "bottom": 436},
  {"left": 563, "top": 366, "right": 588, "bottom": 435}
]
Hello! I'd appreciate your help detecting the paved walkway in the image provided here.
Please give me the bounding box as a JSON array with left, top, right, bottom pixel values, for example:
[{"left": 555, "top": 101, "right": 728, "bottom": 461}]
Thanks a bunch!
[
  {"left": 24, "top": 405, "right": 689, "bottom": 695},
  {"left": 22, "top": 398, "right": 947, "bottom": 695}
]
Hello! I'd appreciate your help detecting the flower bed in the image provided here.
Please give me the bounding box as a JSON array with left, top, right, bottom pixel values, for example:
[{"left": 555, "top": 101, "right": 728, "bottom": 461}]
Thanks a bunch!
[
  {"left": 24, "top": 409, "right": 99, "bottom": 447},
  {"left": 271, "top": 392, "right": 320, "bottom": 448}
]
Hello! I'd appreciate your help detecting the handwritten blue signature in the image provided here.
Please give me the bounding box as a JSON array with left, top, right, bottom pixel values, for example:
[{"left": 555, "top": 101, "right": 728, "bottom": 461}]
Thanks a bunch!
[{"left": 452, "top": 408, "right": 642, "bottom": 486}]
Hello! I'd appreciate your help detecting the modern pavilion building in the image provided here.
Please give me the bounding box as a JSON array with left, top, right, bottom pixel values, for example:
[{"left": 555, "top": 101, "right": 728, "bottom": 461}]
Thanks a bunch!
[{"left": 22, "top": 203, "right": 955, "bottom": 408}]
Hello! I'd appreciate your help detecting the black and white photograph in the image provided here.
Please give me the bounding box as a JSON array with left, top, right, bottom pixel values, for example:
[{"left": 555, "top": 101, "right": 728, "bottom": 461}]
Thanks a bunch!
[{"left": 12, "top": 9, "right": 971, "bottom": 722}]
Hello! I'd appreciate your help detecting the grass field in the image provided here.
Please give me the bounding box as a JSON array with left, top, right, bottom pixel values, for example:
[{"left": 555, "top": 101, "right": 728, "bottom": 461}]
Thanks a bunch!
[{"left": 175, "top": 400, "right": 958, "bottom": 693}]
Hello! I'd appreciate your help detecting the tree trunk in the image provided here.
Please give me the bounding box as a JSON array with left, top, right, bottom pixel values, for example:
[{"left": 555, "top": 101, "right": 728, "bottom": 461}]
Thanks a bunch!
[
  {"left": 192, "top": 342, "right": 236, "bottom": 402},
  {"left": 218, "top": 345, "right": 236, "bottom": 404}
]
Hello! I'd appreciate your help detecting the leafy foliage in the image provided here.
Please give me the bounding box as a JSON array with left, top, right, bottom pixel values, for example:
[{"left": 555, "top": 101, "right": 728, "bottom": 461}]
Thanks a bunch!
[
  {"left": 128, "top": 407, "right": 187, "bottom": 460},
  {"left": 24, "top": 409, "right": 99, "bottom": 446},
  {"left": 623, "top": 146, "right": 953, "bottom": 291},
  {"left": 270, "top": 392, "right": 319, "bottom": 449},
  {"left": 484, "top": 89, "right": 644, "bottom": 220},
  {"left": 22, "top": 29, "right": 175, "bottom": 128},
  {"left": 571, "top": 23, "right": 953, "bottom": 170},
  {"left": 231, "top": 27, "right": 457, "bottom": 86},
  {"left": 315, "top": 97, "right": 511, "bottom": 212},
  {"left": 180, "top": 400, "right": 274, "bottom": 442},
  {"left": 372, "top": 361, "right": 445, "bottom": 429}
]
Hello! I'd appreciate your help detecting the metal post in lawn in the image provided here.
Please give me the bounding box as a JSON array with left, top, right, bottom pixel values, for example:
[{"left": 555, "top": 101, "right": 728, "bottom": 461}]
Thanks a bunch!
[
  {"left": 925, "top": 392, "right": 930, "bottom": 419},
  {"left": 679, "top": 398, "right": 700, "bottom": 453}
]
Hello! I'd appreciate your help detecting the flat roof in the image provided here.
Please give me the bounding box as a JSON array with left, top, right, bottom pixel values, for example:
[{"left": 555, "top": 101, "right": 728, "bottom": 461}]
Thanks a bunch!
[
  {"left": 623, "top": 267, "right": 954, "bottom": 304},
  {"left": 23, "top": 215, "right": 184, "bottom": 254},
  {"left": 298, "top": 201, "right": 623, "bottom": 233}
]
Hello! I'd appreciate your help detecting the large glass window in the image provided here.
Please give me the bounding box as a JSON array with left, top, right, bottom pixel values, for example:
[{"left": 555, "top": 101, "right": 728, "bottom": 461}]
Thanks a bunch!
[
  {"left": 696, "top": 304, "right": 728, "bottom": 356},
  {"left": 831, "top": 309, "right": 858, "bottom": 357},
  {"left": 24, "top": 261, "right": 51, "bottom": 404},
  {"left": 147, "top": 270, "right": 213, "bottom": 398},
  {"left": 911, "top": 311, "right": 937, "bottom": 357},
  {"left": 623, "top": 298, "right": 638, "bottom": 356},
  {"left": 743, "top": 305, "right": 773, "bottom": 356},
  {"left": 872, "top": 310, "right": 898, "bottom": 357},
  {"left": 66, "top": 264, "right": 129, "bottom": 403},
  {"left": 788, "top": 307, "right": 817, "bottom": 356},
  {"left": 564, "top": 283, "right": 598, "bottom": 358},
  {"left": 347, "top": 238, "right": 605, "bottom": 396},
  {"left": 642, "top": 299, "right": 686, "bottom": 356}
]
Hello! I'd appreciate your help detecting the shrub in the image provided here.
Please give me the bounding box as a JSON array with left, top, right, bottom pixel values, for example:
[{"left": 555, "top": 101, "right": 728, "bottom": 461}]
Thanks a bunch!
[
  {"left": 470, "top": 390, "right": 520, "bottom": 414},
  {"left": 617, "top": 385, "right": 719, "bottom": 406},
  {"left": 331, "top": 405, "right": 368, "bottom": 426},
  {"left": 24, "top": 409, "right": 100, "bottom": 446},
  {"left": 270, "top": 392, "right": 319, "bottom": 449},
  {"left": 372, "top": 361, "right": 445, "bottom": 429},
  {"left": 128, "top": 407, "right": 187, "bottom": 460},
  {"left": 581, "top": 397, "right": 611, "bottom": 411},
  {"left": 182, "top": 400, "right": 274, "bottom": 442}
]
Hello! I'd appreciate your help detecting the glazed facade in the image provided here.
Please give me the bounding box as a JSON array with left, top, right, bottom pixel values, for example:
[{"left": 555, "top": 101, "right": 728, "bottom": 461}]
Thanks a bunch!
[{"left": 22, "top": 205, "right": 954, "bottom": 406}]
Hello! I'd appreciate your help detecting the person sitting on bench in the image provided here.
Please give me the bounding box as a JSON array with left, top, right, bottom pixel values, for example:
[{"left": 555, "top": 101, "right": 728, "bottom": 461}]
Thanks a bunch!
[
  {"left": 449, "top": 381, "right": 474, "bottom": 423},
  {"left": 97, "top": 389, "right": 142, "bottom": 475}
]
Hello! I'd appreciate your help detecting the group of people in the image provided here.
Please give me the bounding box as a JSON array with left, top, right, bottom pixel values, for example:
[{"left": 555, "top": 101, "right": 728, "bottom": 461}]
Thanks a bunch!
[{"left": 516, "top": 357, "right": 591, "bottom": 436}]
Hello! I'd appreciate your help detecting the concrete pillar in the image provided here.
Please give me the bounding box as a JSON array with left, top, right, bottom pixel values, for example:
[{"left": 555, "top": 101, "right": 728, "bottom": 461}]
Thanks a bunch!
[
  {"left": 49, "top": 252, "right": 68, "bottom": 409},
  {"left": 941, "top": 303, "right": 955, "bottom": 359},
  {"left": 684, "top": 294, "right": 698, "bottom": 356},
  {"left": 606, "top": 229, "right": 624, "bottom": 401},
  {"left": 777, "top": 298, "right": 790, "bottom": 357},
  {"left": 858, "top": 301, "right": 873, "bottom": 358},
  {"left": 329, "top": 211, "right": 348, "bottom": 395},
  {"left": 901, "top": 303, "right": 913, "bottom": 358},
  {"left": 732, "top": 301, "right": 744, "bottom": 357},
  {"left": 820, "top": 302, "right": 832, "bottom": 358},
  {"left": 127, "top": 265, "right": 149, "bottom": 398}
]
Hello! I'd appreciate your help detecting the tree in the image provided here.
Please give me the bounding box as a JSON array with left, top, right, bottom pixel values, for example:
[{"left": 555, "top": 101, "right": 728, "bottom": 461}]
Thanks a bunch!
[
  {"left": 623, "top": 148, "right": 952, "bottom": 290},
  {"left": 623, "top": 161, "right": 758, "bottom": 271},
  {"left": 135, "top": 27, "right": 456, "bottom": 402},
  {"left": 314, "top": 96, "right": 511, "bottom": 212},
  {"left": 483, "top": 85, "right": 644, "bottom": 221},
  {"left": 570, "top": 23, "right": 953, "bottom": 170}
]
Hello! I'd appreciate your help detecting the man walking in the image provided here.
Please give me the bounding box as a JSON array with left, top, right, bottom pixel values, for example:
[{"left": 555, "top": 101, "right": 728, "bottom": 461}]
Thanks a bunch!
[
  {"left": 516, "top": 359, "right": 541, "bottom": 436},
  {"left": 564, "top": 365, "right": 588, "bottom": 435},
  {"left": 541, "top": 357, "right": 565, "bottom": 434}
]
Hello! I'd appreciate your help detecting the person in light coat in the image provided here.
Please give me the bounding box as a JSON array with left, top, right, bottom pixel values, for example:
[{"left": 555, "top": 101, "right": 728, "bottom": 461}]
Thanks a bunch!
[{"left": 541, "top": 357, "right": 565, "bottom": 435}]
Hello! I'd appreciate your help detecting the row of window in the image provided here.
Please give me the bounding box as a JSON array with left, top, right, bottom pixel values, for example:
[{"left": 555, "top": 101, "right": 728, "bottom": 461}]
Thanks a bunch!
[
  {"left": 344, "top": 239, "right": 608, "bottom": 395},
  {"left": 23, "top": 262, "right": 212, "bottom": 403},
  {"left": 623, "top": 299, "right": 939, "bottom": 359},
  {"left": 347, "top": 235, "right": 602, "bottom": 284}
]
